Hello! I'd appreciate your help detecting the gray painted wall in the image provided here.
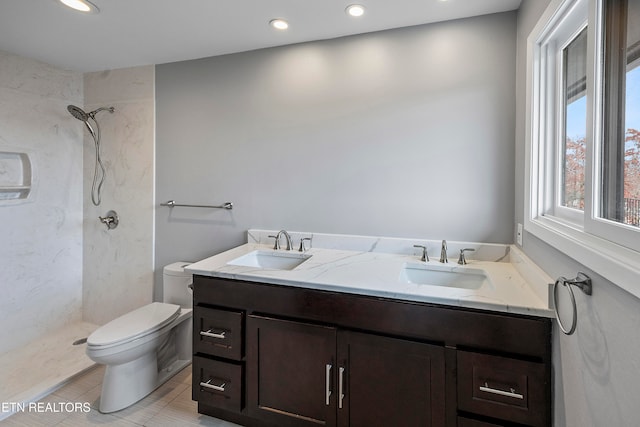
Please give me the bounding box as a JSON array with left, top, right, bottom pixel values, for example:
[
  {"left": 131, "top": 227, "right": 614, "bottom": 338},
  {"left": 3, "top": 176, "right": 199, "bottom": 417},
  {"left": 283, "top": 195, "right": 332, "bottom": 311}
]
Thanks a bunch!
[
  {"left": 516, "top": 1, "right": 640, "bottom": 425},
  {"left": 155, "top": 12, "right": 517, "bottom": 287}
]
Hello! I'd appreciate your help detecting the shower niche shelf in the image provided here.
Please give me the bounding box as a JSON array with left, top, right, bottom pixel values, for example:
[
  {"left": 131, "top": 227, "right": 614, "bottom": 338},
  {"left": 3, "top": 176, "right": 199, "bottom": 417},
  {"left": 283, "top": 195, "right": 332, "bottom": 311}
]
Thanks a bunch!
[{"left": 0, "top": 151, "right": 33, "bottom": 204}]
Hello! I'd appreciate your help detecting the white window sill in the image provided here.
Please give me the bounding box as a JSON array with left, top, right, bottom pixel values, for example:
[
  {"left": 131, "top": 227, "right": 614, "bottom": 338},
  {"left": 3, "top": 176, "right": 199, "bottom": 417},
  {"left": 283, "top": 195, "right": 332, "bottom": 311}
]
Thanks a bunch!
[{"left": 525, "top": 215, "right": 640, "bottom": 299}]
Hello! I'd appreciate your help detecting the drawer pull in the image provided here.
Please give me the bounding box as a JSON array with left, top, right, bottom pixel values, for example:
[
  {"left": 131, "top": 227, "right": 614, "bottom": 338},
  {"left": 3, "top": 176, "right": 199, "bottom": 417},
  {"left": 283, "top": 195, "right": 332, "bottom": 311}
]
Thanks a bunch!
[
  {"left": 200, "top": 379, "right": 226, "bottom": 392},
  {"left": 479, "top": 382, "right": 524, "bottom": 400},
  {"left": 200, "top": 329, "right": 226, "bottom": 339},
  {"left": 325, "top": 364, "right": 332, "bottom": 405},
  {"left": 338, "top": 367, "right": 345, "bottom": 409}
]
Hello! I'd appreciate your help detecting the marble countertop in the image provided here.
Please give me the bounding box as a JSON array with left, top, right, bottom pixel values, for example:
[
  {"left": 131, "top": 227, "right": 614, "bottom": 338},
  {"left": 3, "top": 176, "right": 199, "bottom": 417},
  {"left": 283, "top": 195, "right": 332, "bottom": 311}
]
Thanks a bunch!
[{"left": 186, "top": 236, "right": 554, "bottom": 318}]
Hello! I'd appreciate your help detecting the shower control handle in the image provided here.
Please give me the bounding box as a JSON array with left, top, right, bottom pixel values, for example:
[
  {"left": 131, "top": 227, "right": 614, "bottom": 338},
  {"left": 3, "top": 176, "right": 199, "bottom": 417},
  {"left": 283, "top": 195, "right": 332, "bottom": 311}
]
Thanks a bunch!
[{"left": 99, "top": 210, "right": 119, "bottom": 230}]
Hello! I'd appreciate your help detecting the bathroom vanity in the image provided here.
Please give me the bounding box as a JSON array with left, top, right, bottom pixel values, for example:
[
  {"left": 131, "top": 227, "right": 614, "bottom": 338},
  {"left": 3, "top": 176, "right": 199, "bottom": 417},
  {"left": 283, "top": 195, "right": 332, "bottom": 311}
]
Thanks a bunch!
[{"left": 188, "top": 231, "right": 553, "bottom": 427}]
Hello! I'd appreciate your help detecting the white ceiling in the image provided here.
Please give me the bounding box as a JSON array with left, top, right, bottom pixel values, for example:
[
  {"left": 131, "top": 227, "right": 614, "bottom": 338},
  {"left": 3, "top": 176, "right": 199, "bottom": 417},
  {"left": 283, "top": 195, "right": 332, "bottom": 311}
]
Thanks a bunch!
[{"left": 0, "top": 0, "right": 522, "bottom": 73}]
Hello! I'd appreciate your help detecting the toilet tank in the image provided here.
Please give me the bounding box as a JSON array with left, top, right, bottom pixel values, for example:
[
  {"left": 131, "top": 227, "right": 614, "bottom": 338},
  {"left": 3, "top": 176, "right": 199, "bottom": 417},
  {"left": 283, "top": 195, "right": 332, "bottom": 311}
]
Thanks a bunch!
[{"left": 163, "top": 262, "right": 193, "bottom": 308}]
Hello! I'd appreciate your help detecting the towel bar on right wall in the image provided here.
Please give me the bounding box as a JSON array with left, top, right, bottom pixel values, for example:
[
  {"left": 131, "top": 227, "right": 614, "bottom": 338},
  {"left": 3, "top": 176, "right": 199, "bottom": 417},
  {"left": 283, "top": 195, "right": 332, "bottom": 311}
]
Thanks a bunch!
[{"left": 552, "top": 272, "right": 592, "bottom": 335}]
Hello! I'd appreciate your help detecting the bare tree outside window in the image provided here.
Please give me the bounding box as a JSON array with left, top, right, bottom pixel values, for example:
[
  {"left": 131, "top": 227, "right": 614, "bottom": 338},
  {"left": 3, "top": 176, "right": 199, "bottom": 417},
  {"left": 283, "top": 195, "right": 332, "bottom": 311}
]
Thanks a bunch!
[
  {"left": 562, "top": 28, "right": 587, "bottom": 211},
  {"left": 601, "top": 0, "right": 640, "bottom": 228}
]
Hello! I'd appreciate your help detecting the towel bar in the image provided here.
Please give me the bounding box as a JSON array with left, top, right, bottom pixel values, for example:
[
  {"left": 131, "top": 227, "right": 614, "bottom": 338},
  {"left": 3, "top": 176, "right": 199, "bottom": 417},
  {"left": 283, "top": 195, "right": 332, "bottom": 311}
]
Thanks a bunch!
[
  {"left": 160, "top": 200, "right": 233, "bottom": 209},
  {"left": 553, "top": 272, "right": 592, "bottom": 335}
]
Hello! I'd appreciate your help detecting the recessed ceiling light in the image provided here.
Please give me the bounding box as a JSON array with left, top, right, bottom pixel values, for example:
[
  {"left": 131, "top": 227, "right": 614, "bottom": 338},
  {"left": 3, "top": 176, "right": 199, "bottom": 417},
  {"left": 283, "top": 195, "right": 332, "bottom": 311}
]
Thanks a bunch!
[
  {"left": 346, "top": 4, "right": 365, "bottom": 17},
  {"left": 270, "top": 19, "right": 289, "bottom": 30},
  {"left": 58, "top": 0, "right": 99, "bottom": 13}
]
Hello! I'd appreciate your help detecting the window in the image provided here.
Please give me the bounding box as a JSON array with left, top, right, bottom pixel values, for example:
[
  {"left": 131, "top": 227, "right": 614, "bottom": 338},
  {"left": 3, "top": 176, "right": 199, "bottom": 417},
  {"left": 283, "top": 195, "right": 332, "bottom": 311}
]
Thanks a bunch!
[
  {"left": 599, "top": 0, "right": 640, "bottom": 235},
  {"left": 560, "top": 26, "right": 588, "bottom": 218},
  {"left": 526, "top": 0, "right": 640, "bottom": 296}
]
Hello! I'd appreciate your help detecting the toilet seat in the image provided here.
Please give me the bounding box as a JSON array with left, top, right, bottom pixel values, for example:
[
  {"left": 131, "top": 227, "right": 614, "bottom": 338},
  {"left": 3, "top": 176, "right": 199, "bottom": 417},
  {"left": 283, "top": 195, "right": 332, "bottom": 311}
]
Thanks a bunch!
[{"left": 87, "top": 302, "right": 180, "bottom": 350}]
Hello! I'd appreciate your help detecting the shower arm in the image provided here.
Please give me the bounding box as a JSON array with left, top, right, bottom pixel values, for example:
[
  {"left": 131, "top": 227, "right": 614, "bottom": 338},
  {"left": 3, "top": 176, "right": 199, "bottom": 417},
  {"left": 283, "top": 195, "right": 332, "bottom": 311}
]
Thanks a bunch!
[{"left": 88, "top": 107, "right": 115, "bottom": 118}]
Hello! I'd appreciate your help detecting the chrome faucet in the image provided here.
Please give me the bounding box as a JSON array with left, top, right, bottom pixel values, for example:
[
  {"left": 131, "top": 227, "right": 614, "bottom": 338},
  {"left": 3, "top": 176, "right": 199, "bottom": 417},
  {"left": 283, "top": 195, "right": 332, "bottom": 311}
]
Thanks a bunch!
[
  {"left": 457, "top": 248, "right": 475, "bottom": 265},
  {"left": 439, "top": 240, "right": 448, "bottom": 263},
  {"left": 269, "top": 230, "right": 293, "bottom": 250}
]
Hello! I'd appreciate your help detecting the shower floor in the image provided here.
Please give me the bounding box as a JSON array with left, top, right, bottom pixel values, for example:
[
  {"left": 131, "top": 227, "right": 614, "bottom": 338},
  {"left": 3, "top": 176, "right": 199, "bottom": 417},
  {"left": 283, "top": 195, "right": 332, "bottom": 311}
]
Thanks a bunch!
[{"left": 0, "top": 321, "right": 98, "bottom": 421}]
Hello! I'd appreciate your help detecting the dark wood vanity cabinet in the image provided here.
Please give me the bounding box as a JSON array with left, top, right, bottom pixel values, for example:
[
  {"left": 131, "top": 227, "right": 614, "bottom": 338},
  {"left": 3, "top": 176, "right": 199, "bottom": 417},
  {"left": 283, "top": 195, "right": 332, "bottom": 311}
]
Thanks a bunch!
[
  {"left": 247, "top": 315, "right": 445, "bottom": 427},
  {"left": 192, "top": 276, "right": 552, "bottom": 427}
]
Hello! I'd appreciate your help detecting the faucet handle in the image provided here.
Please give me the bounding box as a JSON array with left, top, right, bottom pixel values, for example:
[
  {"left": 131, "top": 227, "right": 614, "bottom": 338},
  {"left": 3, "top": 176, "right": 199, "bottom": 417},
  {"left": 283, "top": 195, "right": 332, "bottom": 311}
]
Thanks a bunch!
[
  {"left": 268, "top": 235, "right": 279, "bottom": 250},
  {"left": 413, "top": 245, "right": 429, "bottom": 262},
  {"left": 457, "top": 248, "right": 475, "bottom": 265},
  {"left": 439, "top": 240, "right": 448, "bottom": 263},
  {"left": 299, "top": 237, "right": 312, "bottom": 252}
]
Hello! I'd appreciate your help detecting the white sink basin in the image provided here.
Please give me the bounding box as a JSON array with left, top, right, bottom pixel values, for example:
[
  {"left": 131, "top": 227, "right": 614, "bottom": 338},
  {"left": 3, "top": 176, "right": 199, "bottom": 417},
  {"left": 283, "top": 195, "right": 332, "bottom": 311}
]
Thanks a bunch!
[
  {"left": 227, "top": 250, "right": 312, "bottom": 270},
  {"left": 399, "top": 263, "right": 490, "bottom": 290}
]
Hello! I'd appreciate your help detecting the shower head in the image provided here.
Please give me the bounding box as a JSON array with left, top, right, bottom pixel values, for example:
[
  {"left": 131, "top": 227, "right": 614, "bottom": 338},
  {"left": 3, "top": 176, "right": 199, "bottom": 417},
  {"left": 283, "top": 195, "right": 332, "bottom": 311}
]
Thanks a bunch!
[
  {"left": 68, "top": 104, "right": 96, "bottom": 140},
  {"left": 67, "top": 104, "right": 89, "bottom": 122},
  {"left": 66, "top": 104, "right": 114, "bottom": 207},
  {"left": 67, "top": 105, "right": 115, "bottom": 121}
]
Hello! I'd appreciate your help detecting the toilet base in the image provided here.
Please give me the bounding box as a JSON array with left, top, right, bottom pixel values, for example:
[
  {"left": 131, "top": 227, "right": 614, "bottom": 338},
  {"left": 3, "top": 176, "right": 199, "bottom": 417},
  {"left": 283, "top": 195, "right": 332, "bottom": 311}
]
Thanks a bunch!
[
  {"left": 90, "top": 309, "right": 193, "bottom": 413},
  {"left": 99, "top": 354, "right": 192, "bottom": 413},
  {"left": 99, "top": 352, "right": 158, "bottom": 413}
]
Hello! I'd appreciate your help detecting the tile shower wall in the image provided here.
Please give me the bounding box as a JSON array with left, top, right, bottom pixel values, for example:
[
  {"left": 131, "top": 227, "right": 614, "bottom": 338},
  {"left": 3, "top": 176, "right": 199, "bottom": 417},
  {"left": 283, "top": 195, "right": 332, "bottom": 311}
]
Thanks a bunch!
[
  {"left": 82, "top": 66, "right": 155, "bottom": 325},
  {"left": 0, "top": 51, "right": 83, "bottom": 354}
]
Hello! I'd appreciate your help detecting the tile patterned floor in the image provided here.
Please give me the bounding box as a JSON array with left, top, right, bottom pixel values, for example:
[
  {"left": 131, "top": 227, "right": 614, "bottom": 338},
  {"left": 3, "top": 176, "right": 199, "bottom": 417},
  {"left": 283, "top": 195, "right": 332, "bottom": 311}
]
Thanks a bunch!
[{"left": 2, "top": 365, "right": 241, "bottom": 426}]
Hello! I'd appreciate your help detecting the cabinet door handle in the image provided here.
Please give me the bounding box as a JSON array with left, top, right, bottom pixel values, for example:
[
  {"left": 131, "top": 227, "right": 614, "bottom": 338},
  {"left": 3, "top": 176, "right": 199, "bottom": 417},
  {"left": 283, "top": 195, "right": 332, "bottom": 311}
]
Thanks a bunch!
[
  {"left": 200, "top": 379, "right": 226, "bottom": 392},
  {"left": 479, "top": 382, "right": 524, "bottom": 400},
  {"left": 200, "top": 329, "right": 226, "bottom": 339},
  {"left": 325, "top": 364, "right": 332, "bottom": 405},
  {"left": 338, "top": 367, "right": 345, "bottom": 409}
]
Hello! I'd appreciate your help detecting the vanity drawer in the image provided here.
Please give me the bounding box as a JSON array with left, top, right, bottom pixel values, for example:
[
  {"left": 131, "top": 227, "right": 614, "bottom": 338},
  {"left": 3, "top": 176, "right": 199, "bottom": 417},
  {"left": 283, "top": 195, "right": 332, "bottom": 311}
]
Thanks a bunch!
[
  {"left": 193, "top": 356, "right": 243, "bottom": 413},
  {"left": 194, "top": 306, "right": 243, "bottom": 360},
  {"left": 457, "top": 351, "right": 549, "bottom": 427}
]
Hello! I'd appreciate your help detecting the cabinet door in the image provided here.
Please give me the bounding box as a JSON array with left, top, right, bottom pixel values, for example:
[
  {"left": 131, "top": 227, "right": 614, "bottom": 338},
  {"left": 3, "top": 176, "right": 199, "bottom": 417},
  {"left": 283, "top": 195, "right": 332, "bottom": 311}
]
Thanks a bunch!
[
  {"left": 337, "top": 331, "right": 446, "bottom": 427},
  {"left": 247, "top": 315, "right": 337, "bottom": 427}
]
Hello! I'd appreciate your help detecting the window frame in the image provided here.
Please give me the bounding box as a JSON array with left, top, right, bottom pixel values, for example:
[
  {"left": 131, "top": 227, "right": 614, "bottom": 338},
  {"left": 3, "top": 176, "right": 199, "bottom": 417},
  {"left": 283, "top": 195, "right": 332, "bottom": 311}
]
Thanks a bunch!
[
  {"left": 525, "top": 0, "right": 640, "bottom": 298},
  {"left": 587, "top": 0, "right": 640, "bottom": 252},
  {"left": 554, "top": 24, "right": 588, "bottom": 224}
]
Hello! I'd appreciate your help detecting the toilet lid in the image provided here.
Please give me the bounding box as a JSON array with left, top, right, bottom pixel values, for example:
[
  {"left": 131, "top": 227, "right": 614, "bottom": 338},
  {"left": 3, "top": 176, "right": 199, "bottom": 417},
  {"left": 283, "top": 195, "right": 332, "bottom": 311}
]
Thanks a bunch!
[{"left": 87, "top": 302, "right": 181, "bottom": 347}]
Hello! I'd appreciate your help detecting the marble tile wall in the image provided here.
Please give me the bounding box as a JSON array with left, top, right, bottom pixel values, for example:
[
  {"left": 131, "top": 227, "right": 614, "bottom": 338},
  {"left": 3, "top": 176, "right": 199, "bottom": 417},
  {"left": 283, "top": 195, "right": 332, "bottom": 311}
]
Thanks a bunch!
[
  {"left": 82, "top": 66, "right": 155, "bottom": 325},
  {"left": 0, "top": 51, "right": 84, "bottom": 354}
]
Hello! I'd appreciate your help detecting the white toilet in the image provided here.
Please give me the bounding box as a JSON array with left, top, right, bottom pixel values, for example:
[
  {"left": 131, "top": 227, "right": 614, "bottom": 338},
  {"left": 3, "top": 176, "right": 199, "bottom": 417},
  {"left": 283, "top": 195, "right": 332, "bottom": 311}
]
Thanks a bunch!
[{"left": 86, "top": 262, "right": 193, "bottom": 413}]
